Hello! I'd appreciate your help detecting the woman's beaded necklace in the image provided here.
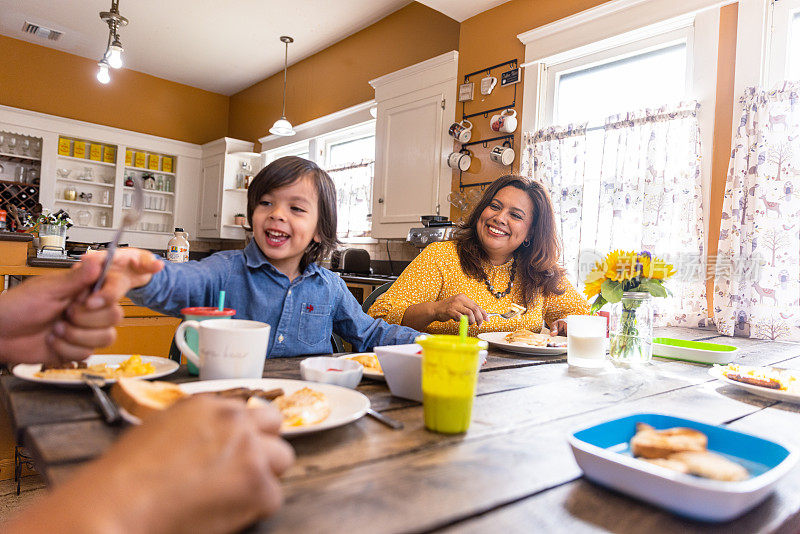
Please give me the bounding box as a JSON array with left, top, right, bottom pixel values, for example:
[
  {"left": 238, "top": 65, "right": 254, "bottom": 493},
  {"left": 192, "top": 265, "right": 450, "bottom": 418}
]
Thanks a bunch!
[{"left": 483, "top": 259, "right": 515, "bottom": 299}]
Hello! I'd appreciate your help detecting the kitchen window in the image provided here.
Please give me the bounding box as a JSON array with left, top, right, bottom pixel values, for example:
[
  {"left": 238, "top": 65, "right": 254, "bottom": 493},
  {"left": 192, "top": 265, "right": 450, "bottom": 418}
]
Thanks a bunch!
[{"left": 766, "top": 0, "right": 800, "bottom": 84}]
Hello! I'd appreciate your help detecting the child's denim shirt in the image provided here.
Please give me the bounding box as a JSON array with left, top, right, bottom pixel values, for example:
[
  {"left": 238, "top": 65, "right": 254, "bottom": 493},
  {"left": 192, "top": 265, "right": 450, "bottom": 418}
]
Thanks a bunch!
[{"left": 128, "top": 241, "right": 419, "bottom": 357}]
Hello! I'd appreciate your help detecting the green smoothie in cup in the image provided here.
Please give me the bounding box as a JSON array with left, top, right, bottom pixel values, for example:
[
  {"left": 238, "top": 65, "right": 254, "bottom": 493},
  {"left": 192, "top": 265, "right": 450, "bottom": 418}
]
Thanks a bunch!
[
  {"left": 416, "top": 334, "right": 487, "bottom": 434},
  {"left": 180, "top": 307, "right": 236, "bottom": 375}
]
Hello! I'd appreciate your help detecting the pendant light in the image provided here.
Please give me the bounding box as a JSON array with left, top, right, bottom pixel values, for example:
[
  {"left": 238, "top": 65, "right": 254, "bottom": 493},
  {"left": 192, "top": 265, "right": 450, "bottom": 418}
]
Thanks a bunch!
[
  {"left": 96, "top": 0, "right": 128, "bottom": 84},
  {"left": 269, "top": 36, "right": 296, "bottom": 137}
]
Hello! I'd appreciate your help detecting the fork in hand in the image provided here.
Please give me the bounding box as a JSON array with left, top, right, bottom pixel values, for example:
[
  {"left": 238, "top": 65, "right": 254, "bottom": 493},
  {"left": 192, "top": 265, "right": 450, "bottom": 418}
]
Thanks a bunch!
[
  {"left": 486, "top": 310, "right": 521, "bottom": 320},
  {"left": 92, "top": 174, "right": 144, "bottom": 292}
]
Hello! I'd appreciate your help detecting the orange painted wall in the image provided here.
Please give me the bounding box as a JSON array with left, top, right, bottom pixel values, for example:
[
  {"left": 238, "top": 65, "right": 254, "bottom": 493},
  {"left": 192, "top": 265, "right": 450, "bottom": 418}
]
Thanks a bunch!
[
  {"left": 0, "top": 34, "right": 229, "bottom": 144},
  {"left": 227, "top": 3, "right": 460, "bottom": 148},
  {"left": 707, "top": 4, "right": 739, "bottom": 312}
]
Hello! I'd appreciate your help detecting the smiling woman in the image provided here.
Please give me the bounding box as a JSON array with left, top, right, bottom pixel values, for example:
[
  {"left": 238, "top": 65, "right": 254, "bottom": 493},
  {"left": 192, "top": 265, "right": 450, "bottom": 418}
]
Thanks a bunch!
[{"left": 368, "top": 175, "right": 589, "bottom": 335}]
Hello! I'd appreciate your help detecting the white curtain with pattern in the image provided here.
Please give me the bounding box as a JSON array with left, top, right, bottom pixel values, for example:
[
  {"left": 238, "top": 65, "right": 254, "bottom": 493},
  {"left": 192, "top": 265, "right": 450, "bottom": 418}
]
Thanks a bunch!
[{"left": 522, "top": 102, "right": 707, "bottom": 326}]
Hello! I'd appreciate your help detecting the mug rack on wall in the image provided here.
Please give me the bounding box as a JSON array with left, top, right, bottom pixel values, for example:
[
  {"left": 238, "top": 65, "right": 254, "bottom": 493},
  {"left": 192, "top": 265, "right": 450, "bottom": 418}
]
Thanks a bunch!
[
  {"left": 458, "top": 58, "right": 518, "bottom": 191},
  {"left": 461, "top": 59, "right": 518, "bottom": 121}
]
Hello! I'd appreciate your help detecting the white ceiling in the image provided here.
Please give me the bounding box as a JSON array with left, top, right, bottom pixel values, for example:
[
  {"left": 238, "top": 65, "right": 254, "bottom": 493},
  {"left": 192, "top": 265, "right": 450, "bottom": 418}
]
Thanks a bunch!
[{"left": 0, "top": 0, "right": 508, "bottom": 96}]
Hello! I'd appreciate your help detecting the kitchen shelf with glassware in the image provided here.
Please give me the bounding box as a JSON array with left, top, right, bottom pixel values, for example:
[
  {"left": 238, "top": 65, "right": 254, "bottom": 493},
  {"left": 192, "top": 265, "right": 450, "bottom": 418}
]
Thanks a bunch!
[
  {"left": 55, "top": 199, "right": 112, "bottom": 209},
  {"left": 57, "top": 177, "right": 115, "bottom": 188},
  {"left": 0, "top": 151, "right": 41, "bottom": 163},
  {"left": 124, "top": 166, "right": 176, "bottom": 177},
  {"left": 57, "top": 155, "right": 116, "bottom": 167},
  {"left": 124, "top": 185, "right": 174, "bottom": 196}
]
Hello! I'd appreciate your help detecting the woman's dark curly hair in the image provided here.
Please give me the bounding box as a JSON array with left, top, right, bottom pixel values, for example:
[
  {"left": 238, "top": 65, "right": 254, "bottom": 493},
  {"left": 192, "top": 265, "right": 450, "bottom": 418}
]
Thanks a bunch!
[
  {"left": 453, "top": 175, "right": 565, "bottom": 306},
  {"left": 246, "top": 156, "right": 339, "bottom": 271}
]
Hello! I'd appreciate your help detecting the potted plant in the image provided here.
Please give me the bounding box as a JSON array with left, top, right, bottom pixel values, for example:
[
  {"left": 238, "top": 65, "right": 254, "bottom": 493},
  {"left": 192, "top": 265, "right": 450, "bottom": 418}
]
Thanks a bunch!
[
  {"left": 28, "top": 209, "right": 73, "bottom": 251},
  {"left": 233, "top": 213, "right": 246, "bottom": 226}
]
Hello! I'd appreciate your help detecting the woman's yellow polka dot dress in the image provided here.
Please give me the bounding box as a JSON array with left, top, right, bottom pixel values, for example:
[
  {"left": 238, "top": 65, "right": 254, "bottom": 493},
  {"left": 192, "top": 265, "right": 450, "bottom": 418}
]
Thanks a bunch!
[{"left": 368, "top": 241, "right": 589, "bottom": 336}]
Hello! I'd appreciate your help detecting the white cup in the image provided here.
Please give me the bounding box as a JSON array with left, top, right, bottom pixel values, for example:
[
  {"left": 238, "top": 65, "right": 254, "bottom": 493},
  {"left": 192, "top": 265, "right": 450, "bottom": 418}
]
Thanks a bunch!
[
  {"left": 480, "top": 76, "right": 497, "bottom": 95},
  {"left": 490, "top": 144, "right": 515, "bottom": 166},
  {"left": 566, "top": 315, "right": 608, "bottom": 368},
  {"left": 175, "top": 319, "right": 270, "bottom": 380},
  {"left": 447, "top": 150, "right": 471, "bottom": 172},
  {"left": 490, "top": 109, "right": 518, "bottom": 133}
]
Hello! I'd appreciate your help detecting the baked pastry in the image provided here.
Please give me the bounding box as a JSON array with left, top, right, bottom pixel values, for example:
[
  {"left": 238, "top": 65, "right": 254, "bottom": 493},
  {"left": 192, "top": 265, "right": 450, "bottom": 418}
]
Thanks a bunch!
[
  {"left": 630, "top": 423, "right": 707, "bottom": 459},
  {"left": 346, "top": 353, "right": 382, "bottom": 373},
  {"left": 643, "top": 458, "right": 690, "bottom": 474},
  {"left": 668, "top": 451, "right": 750, "bottom": 481}
]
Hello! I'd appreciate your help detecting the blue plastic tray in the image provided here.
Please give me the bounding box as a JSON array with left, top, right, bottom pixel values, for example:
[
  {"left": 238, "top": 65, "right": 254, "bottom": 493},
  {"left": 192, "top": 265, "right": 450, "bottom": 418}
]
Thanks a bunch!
[{"left": 569, "top": 413, "right": 796, "bottom": 521}]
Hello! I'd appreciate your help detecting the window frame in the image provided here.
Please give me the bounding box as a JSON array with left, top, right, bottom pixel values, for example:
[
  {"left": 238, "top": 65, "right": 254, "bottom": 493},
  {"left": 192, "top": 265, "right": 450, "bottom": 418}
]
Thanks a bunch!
[
  {"left": 517, "top": 4, "right": 722, "bottom": 252},
  {"left": 543, "top": 27, "right": 694, "bottom": 127},
  {"left": 261, "top": 113, "right": 377, "bottom": 242},
  {"left": 766, "top": 0, "right": 800, "bottom": 85}
]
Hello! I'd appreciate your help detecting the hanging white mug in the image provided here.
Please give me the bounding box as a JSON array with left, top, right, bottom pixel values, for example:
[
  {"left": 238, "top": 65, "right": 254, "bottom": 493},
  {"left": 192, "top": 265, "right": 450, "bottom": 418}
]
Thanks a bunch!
[
  {"left": 490, "top": 109, "right": 518, "bottom": 133},
  {"left": 489, "top": 142, "right": 515, "bottom": 166},
  {"left": 480, "top": 76, "right": 498, "bottom": 95},
  {"left": 447, "top": 150, "right": 472, "bottom": 172},
  {"left": 448, "top": 120, "right": 473, "bottom": 143}
]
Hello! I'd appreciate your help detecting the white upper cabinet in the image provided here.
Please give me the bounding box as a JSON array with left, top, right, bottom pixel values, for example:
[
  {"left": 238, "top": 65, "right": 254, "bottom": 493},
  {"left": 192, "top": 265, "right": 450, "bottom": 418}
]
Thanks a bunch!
[
  {"left": 369, "top": 51, "right": 457, "bottom": 238},
  {"left": 198, "top": 138, "right": 264, "bottom": 240}
]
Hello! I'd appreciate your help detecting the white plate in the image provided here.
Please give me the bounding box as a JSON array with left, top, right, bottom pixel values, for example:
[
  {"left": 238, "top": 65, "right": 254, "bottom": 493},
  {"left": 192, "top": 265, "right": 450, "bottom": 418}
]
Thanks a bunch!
[
  {"left": 12, "top": 354, "right": 179, "bottom": 387},
  {"left": 338, "top": 353, "right": 385, "bottom": 381},
  {"left": 178, "top": 378, "right": 370, "bottom": 436},
  {"left": 709, "top": 366, "right": 800, "bottom": 404},
  {"left": 477, "top": 332, "right": 568, "bottom": 356}
]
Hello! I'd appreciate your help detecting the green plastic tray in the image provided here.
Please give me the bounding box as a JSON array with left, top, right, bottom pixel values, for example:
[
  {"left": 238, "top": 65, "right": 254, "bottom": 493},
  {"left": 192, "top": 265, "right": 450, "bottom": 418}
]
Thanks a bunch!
[{"left": 652, "top": 337, "right": 738, "bottom": 365}]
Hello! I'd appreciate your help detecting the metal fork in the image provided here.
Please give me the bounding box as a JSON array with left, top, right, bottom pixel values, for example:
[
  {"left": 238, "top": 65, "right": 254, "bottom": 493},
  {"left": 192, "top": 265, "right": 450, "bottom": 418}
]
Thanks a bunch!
[
  {"left": 486, "top": 310, "right": 520, "bottom": 320},
  {"left": 92, "top": 175, "right": 144, "bottom": 292}
]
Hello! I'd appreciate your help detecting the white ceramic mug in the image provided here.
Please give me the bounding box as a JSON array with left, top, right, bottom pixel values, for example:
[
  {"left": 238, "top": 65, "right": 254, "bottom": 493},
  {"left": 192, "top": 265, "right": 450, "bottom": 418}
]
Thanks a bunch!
[
  {"left": 490, "top": 143, "right": 515, "bottom": 166},
  {"left": 490, "top": 109, "right": 518, "bottom": 133},
  {"left": 447, "top": 150, "right": 472, "bottom": 172},
  {"left": 480, "top": 76, "right": 497, "bottom": 95},
  {"left": 175, "top": 319, "right": 270, "bottom": 380},
  {"left": 448, "top": 120, "right": 473, "bottom": 143}
]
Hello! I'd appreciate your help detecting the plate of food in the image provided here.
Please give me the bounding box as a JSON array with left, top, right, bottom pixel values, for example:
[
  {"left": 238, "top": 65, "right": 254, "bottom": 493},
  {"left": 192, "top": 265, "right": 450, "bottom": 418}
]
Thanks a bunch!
[
  {"left": 12, "top": 354, "right": 179, "bottom": 386},
  {"left": 709, "top": 364, "right": 800, "bottom": 403},
  {"left": 477, "top": 330, "right": 567, "bottom": 355},
  {"left": 111, "top": 377, "right": 370, "bottom": 437},
  {"left": 569, "top": 413, "right": 796, "bottom": 521},
  {"left": 339, "top": 352, "right": 384, "bottom": 381}
]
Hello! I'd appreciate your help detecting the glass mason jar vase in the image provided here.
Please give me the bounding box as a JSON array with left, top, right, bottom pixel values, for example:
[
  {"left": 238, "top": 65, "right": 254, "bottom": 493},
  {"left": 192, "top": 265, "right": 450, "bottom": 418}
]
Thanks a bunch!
[
  {"left": 39, "top": 224, "right": 67, "bottom": 251},
  {"left": 609, "top": 291, "right": 654, "bottom": 364}
]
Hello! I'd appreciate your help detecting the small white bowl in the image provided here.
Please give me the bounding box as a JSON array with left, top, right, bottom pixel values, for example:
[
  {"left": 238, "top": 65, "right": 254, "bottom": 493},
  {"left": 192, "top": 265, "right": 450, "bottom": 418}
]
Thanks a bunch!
[
  {"left": 300, "top": 357, "right": 363, "bottom": 389},
  {"left": 375, "top": 344, "right": 486, "bottom": 402},
  {"left": 56, "top": 168, "right": 71, "bottom": 178}
]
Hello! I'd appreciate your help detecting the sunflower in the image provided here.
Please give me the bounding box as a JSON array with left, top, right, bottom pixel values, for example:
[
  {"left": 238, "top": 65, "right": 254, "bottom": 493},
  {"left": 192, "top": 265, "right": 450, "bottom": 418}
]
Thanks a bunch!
[
  {"left": 605, "top": 250, "right": 638, "bottom": 281},
  {"left": 583, "top": 264, "right": 605, "bottom": 298},
  {"left": 646, "top": 257, "right": 676, "bottom": 280},
  {"left": 637, "top": 253, "right": 651, "bottom": 278}
]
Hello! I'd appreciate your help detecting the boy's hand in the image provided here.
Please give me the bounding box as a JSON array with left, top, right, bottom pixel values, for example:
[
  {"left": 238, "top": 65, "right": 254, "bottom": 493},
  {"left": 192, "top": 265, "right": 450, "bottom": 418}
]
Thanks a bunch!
[{"left": 84, "top": 247, "right": 163, "bottom": 293}]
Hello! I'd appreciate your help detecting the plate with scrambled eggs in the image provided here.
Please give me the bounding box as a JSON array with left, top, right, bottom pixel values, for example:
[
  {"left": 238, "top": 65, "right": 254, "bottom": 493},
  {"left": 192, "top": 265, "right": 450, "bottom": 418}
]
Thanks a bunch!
[{"left": 12, "top": 354, "right": 179, "bottom": 386}]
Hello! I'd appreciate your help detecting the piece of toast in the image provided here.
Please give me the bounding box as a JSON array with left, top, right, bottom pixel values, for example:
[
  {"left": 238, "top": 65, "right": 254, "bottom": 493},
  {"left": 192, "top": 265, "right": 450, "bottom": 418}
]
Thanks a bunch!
[
  {"left": 668, "top": 451, "right": 750, "bottom": 481},
  {"left": 111, "top": 378, "right": 187, "bottom": 420},
  {"left": 630, "top": 422, "right": 708, "bottom": 459}
]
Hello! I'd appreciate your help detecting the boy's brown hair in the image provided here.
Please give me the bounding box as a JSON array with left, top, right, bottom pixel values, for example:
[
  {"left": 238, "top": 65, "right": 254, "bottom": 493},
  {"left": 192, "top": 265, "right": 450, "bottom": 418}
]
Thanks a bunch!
[{"left": 247, "top": 156, "right": 339, "bottom": 270}]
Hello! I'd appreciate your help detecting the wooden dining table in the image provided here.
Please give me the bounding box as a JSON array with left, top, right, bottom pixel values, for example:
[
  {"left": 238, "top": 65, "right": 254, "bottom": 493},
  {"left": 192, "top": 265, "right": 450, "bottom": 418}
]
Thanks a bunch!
[{"left": 2, "top": 326, "right": 800, "bottom": 533}]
